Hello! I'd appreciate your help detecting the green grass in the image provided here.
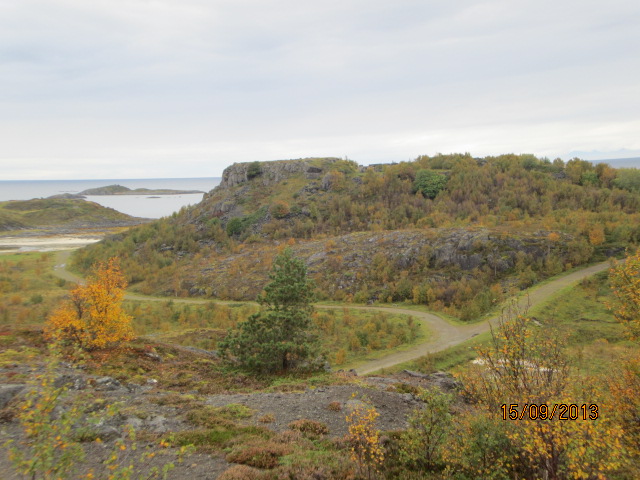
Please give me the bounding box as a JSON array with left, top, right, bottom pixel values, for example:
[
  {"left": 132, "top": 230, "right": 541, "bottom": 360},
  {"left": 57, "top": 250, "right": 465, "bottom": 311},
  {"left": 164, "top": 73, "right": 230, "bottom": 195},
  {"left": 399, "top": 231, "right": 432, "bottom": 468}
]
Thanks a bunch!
[
  {"left": 528, "top": 272, "right": 633, "bottom": 375},
  {"left": 0, "top": 254, "right": 426, "bottom": 380},
  {"left": 0, "top": 252, "right": 70, "bottom": 327},
  {"left": 0, "top": 198, "right": 135, "bottom": 229},
  {"left": 170, "top": 425, "right": 269, "bottom": 452},
  {"left": 123, "top": 299, "right": 258, "bottom": 338},
  {"left": 0, "top": 252, "right": 37, "bottom": 261},
  {"left": 129, "top": 299, "right": 426, "bottom": 367},
  {"left": 378, "top": 330, "right": 492, "bottom": 376},
  {"left": 314, "top": 307, "right": 427, "bottom": 367},
  {"left": 391, "top": 272, "right": 631, "bottom": 376}
]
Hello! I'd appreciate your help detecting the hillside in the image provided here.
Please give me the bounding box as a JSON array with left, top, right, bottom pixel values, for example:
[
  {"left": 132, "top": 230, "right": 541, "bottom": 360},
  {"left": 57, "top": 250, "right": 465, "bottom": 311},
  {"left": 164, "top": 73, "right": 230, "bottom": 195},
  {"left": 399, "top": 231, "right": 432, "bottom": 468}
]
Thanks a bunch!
[
  {"left": 72, "top": 154, "right": 640, "bottom": 319},
  {"left": 0, "top": 198, "right": 145, "bottom": 232},
  {"left": 1, "top": 251, "right": 638, "bottom": 479}
]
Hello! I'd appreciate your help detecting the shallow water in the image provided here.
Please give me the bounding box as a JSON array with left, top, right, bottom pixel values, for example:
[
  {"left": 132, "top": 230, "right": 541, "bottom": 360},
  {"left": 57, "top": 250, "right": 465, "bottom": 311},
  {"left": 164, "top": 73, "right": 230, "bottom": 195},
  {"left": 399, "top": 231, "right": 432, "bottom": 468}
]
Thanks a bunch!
[
  {"left": 0, "top": 235, "right": 102, "bottom": 253},
  {"left": 0, "top": 178, "right": 220, "bottom": 218}
]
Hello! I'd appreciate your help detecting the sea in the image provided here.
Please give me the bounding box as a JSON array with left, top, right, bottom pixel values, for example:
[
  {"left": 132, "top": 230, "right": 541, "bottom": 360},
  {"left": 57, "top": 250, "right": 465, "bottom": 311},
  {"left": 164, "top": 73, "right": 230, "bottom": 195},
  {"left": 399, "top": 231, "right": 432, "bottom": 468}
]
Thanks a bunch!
[{"left": 0, "top": 178, "right": 221, "bottom": 219}]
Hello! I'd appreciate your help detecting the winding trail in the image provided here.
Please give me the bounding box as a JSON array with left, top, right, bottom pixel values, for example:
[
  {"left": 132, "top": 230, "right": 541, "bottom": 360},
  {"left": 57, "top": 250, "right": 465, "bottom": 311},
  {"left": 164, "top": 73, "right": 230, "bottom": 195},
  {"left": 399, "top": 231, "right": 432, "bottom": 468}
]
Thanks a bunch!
[{"left": 53, "top": 250, "right": 611, "bottom": 375}]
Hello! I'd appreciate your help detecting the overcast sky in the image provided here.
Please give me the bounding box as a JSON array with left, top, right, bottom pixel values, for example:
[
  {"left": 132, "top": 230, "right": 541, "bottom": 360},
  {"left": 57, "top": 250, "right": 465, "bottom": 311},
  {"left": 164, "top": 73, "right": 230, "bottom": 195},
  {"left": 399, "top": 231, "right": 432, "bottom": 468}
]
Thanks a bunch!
[{"left": 1, "top": 0, "right": 639, "bottom": 179}]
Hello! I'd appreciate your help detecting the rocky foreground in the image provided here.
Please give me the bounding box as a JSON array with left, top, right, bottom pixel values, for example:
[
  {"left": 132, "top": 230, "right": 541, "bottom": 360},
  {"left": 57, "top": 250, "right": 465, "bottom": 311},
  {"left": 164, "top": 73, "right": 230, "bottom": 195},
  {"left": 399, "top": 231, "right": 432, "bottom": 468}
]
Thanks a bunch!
[{"left": 0, "top": 330, "right": 459, "bottom": 479}]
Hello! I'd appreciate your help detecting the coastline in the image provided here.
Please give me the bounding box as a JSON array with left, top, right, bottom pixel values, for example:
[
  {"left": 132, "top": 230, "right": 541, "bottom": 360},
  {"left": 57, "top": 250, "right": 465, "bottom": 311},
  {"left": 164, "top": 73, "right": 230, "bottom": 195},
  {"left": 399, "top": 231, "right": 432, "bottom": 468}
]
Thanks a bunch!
[{"left": 0, "top": 234, "right": 102, "bottom": 254}]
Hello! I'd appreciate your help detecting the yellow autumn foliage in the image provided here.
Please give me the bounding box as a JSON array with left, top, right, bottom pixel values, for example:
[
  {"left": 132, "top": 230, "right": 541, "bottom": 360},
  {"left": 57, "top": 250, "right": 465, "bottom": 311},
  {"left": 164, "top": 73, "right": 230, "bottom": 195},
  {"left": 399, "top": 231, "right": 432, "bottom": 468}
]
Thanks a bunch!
[
  {"left": 608, "top": 247, "right": 640, "bottom": 341},
  {"left": 460, "top": 304, "right": 626, "bottom": 479},
  {"left": 345, "top": 400, "right": 384, "bottom": 479},
  {"left": 46, "top": 258, "right": 134, "bottom": 349}
]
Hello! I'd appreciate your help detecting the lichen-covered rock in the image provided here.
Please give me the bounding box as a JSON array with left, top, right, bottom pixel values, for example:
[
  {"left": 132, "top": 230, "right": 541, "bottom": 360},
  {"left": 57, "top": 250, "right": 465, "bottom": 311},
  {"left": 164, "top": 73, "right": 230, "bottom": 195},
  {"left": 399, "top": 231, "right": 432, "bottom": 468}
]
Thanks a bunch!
[
  {"left": 54, "top": 374, "right": 87, "bottom": 390},
  {"left": 217, "top": 158, "right": 343, "bottom": 190},
  {"left": 0, "top": 384, "right": 25, "bottom": 409}
]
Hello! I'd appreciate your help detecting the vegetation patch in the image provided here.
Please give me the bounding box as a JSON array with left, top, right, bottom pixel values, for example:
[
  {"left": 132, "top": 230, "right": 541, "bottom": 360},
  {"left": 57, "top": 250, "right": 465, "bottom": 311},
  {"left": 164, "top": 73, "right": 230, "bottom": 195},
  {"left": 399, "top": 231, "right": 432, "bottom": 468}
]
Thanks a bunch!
[
  {"left": 288, "top": 419, "right": 329, "bottom": 437},
  {"left": 226, "top": 442, "right": 292, "bottom": 469},
  {"left": 0, "top": 253, "right": 69, "bottom": 329},
  {"left": 0, "top": 198, "right": 139, "bottom": 231},
  {"left": 397, "top": 272, "right": 629, "bottom": 375},
  {"left": 171, "top": 425, "right": 270, "bottom": 454},
  {"left": 72, "top": 154, "right": 640, "bottom": 320}
]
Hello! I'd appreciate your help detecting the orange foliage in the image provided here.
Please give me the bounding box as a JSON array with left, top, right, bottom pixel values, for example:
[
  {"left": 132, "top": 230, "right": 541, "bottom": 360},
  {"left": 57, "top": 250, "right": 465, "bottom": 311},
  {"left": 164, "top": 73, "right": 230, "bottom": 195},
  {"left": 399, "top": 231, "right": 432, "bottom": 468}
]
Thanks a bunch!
[
  {"left": 334, "top": 348, "right": 347, "bottom": 365},
  {"left": 588, "top": 225, "right": 605, "bottom": 246},
  {"left": 46, "top": 258, "right": 134, "bottom": 350}
]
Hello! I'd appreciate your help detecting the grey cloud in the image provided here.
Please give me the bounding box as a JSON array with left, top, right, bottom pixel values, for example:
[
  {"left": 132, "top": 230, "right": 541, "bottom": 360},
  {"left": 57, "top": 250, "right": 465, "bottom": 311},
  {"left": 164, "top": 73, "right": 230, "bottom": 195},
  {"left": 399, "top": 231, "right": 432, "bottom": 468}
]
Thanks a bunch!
[{"left": 0, "top": 1, "right": 639, "bottom": 178}]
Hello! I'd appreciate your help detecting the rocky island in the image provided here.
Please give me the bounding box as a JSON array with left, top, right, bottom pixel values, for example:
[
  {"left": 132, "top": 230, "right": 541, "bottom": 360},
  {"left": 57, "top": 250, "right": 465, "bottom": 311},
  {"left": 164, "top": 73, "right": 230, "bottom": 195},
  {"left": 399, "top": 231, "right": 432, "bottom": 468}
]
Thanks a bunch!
[{"left": 77, "top": 184, "right": 204, "bottom": 196}]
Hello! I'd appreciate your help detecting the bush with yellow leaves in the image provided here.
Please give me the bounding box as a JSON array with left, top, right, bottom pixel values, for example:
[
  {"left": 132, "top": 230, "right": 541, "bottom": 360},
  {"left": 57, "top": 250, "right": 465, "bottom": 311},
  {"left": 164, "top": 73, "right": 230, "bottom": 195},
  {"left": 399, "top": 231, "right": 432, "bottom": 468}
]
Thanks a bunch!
[
  {"left": 46, "top": 257, "right": 134, "bottom": 350},
  {"left": 345, "top": 399, "right": 384, "bottom": 480}
]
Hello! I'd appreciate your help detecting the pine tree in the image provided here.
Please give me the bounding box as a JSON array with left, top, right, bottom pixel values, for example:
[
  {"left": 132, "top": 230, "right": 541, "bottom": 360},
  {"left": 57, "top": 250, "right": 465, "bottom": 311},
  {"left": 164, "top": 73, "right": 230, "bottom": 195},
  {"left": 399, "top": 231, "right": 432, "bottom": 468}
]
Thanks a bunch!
[{"left": 219, "top": 248, "right": 320, "bottom": 373}]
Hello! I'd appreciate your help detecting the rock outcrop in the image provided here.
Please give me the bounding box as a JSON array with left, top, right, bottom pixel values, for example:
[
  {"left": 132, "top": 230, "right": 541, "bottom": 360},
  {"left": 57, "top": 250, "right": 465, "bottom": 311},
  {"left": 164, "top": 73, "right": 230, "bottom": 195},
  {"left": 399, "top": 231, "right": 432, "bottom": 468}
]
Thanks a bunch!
[{"left": 216, "top": 158, "right": 343, "bottom": 190}]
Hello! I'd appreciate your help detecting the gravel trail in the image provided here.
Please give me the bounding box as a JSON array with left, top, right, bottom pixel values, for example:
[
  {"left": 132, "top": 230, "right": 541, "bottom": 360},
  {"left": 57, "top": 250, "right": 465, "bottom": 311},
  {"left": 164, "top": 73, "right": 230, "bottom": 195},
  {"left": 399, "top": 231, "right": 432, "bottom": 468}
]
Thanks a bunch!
[{"left": 52, "top": 251, "right": 611, "bottom": 375}]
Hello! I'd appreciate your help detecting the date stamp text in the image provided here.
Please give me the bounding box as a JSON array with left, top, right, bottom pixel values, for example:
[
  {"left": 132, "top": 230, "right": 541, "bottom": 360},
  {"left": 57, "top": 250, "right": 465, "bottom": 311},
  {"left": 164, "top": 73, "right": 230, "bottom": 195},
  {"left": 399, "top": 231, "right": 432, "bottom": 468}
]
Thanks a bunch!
[{"left": 500, "top": 403, "right": 599, "bottom": 421}]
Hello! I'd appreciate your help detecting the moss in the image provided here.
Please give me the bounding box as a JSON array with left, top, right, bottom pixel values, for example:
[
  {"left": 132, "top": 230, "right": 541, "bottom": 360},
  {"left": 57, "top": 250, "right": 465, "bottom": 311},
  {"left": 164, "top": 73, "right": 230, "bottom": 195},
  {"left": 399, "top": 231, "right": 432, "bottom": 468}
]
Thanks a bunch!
[
  {"left": 170, "top": 425, "right": 270, "bottom": 453},
  {"left": 216, "top": 403, "right": 255, "bottom": 419},
  {"left": 0, "top": 347, "right": 41, "bottom": 367},
  {"left": 187, "top": 404, "right": 254, "bottom": 427}
]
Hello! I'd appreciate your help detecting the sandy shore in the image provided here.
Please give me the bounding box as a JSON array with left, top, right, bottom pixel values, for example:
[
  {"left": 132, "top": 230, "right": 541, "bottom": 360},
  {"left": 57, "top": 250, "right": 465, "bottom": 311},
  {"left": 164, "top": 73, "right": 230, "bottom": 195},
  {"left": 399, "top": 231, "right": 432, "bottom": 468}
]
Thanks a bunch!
[{"left": 0, "top": 235, "right": 102, "bottom": 254}]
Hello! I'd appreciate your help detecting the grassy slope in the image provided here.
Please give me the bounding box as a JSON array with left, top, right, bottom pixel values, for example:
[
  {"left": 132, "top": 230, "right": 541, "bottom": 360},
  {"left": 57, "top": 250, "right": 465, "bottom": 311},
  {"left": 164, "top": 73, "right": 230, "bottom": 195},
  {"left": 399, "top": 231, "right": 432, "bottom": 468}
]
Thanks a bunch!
[
  {"left": 0, "top": 198, "right": 140, "bottom": 231},
  {"left": 0, "top": 252, "right": 422, "bottom": 368},
  {"left": 389, "top": 271, "right": 631, "bottom": 375},
  {"left": 0, "top": 252, "right": 71, "bottom": 328}
]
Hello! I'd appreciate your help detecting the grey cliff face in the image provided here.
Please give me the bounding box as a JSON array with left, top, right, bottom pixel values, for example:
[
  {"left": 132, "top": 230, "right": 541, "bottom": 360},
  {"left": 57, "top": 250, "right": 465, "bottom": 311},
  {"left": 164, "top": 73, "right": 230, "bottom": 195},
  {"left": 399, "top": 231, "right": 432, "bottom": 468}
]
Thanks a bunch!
[{"left": 218, "top": 158, "right": 342, "bottom": 190}]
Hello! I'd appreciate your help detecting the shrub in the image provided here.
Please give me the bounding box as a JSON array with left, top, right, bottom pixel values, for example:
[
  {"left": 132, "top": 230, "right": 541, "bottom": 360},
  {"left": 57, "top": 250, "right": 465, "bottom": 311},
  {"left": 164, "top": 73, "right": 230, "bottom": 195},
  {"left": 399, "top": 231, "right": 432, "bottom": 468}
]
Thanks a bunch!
[
  {"left": 399, "top": 388, "right": 452, "bottom": 470},
  {"left": 413, "top": 169, "right": 447, "bottom": 199},
  {"left": 271, "top": 429, "right": 303, "bottom": 444},
  {"left": 226, "top": 217, "right": 244, "bottom": 237},
  {"left": 30, "top": 294, "right": 43, "bottom": 304},
  {"left": 345, "top": 401, "right": 384, "bottom": 478},
  {"left": 609, "top": 247, "right": 640, "bottom": 340},
  {"left": 226, "top": 443, "right": 291, "bottom": 469},
  {"left": 6, "top": 349, "right": 84, "bottom": 479},
  {"left": 288, "top": 419, "right": 329, "bottom": 436},
  {"left": 270, "top": 201, "right": 290, "bottom": 219},
  {"left": 218, "top": 464, "right": 264, "bottom": 480},
  {"left": 258, "top": 413, "right": 275, "bottom": 423},
  {"left": 443, "top": 411, "right": 515, "bottom": 480},
  {"left": 45, "top": 257, "right": 134, "bottom": 350},
  {"left": 247, "top": 161, "right": 262, "bottom": 180}
]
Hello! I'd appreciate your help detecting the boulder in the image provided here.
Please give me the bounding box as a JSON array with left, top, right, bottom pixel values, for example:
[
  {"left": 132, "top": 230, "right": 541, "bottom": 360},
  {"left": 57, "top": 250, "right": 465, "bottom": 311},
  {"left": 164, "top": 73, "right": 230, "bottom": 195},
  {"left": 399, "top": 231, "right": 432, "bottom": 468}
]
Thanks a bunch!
[
  {"left": 95, "top": 376, "right": 122, "bottom": 391},
  {"left": 54, "top": 374, "right": 88, "bottom": 390},
  {"left": 0, "top": 384, "right": 25, "bottom": 409}
]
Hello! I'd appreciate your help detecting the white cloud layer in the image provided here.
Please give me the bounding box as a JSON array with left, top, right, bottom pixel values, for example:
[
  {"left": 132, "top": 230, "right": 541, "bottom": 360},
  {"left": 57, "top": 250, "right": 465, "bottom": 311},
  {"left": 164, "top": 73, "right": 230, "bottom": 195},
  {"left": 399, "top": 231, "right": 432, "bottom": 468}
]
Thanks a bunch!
[{"left": 1, "top": 0, "right": 639, "bottom": 179}]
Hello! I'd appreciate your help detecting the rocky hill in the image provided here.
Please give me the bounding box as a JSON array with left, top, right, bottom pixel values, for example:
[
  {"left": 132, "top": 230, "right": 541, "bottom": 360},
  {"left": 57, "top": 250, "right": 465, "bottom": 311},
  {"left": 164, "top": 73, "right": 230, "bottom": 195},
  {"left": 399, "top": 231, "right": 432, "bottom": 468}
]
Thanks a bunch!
[{"left": 71, "top": 154, "right": 639, "bottom": 319}]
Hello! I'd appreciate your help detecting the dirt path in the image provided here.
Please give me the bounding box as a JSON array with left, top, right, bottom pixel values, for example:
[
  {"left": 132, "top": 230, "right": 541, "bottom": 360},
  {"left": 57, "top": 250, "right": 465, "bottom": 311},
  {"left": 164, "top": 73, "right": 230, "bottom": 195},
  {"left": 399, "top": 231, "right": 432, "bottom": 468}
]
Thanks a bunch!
[
  {"left": 52, "top": 251, "right": 611, "bottom": 375},
  {"left": 353, "top": 262, "right": 611, "bottom": 374}
]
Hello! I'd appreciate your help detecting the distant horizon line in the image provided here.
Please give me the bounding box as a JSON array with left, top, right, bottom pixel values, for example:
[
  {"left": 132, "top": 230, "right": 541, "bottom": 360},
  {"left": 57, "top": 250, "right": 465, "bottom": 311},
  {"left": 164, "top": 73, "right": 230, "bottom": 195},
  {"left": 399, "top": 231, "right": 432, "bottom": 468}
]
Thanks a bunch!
[
  {"left": 3, "top": 155, "right": 640, "bottom": 182},
  {"left": 0, "top": 176, "right": 222, "bottom": 182}
]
